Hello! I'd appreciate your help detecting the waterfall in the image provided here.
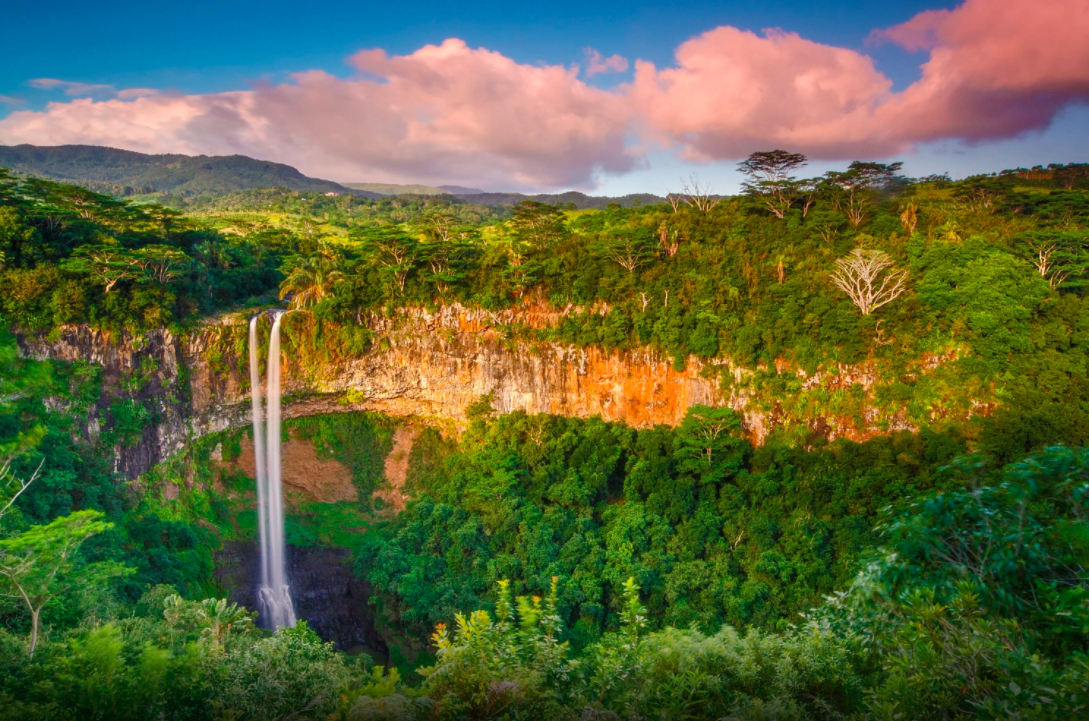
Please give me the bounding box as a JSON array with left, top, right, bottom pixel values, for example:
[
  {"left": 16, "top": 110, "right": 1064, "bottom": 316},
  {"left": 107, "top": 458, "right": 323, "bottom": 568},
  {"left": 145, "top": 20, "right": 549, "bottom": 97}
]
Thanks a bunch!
[{"left": 249, "top": 312, "right": 297, "bottom": 630}]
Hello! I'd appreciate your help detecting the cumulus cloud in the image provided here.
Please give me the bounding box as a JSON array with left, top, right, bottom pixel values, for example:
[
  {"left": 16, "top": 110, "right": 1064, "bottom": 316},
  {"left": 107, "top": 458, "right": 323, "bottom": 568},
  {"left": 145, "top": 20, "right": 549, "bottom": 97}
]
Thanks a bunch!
[
  {"left": 585, "top": 49, "right": 629, "bottom": 77},
  {"left": 873, "top": 0, "right": 1089, "bottom": 143},
  {"left": 1, "top": 0, "right": 1087, "bottom": 188},
  {"left": 627, "top": 0, "right": 1089, "bottom": 160},
  {"left": 1, "top": 40, "right": 633, "bottom": 189},
  {"left": 627, "top": 26, "right": 896, "bottom": 159}
]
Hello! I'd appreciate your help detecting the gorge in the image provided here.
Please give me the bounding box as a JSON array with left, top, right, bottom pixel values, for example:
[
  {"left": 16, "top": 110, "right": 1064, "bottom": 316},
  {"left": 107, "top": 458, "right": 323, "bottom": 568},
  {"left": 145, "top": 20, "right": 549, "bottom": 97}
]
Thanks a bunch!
[
  {"left": 17, "top": 303, "right": 975, "bottom": 483},
  {"left": 2, "top": 154, "right": 1087, "bottom": 719}
]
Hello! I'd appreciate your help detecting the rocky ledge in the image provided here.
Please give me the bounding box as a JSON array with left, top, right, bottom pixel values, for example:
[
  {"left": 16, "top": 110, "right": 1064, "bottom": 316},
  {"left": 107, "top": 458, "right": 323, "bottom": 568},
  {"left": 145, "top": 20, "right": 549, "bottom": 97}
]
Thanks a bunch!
[{"left": 18, "top": 304, "right": 979, "bottom": 479}]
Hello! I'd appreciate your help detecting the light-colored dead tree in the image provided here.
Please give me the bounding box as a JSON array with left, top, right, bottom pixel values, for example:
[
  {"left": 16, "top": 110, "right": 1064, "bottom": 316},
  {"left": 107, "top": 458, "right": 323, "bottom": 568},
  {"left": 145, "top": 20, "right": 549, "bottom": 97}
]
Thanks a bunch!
[
  {"left": 831, "top": 248, "right": 909, "bottom": 315},
  {"left": 680, "top": 175, "right": 721, "bottom": 213},
  {"left": 1023, "top": 234, "right": 1086, "bottom": 289},
  {"left": 960, "top": 188, "right": 998, "bottom": 213},
  {"left": 1027, "top": 237, "right": 1064, "bottom": 286},
  {"left": 666, "top": 194, "right": 683, "bottom": 213}
]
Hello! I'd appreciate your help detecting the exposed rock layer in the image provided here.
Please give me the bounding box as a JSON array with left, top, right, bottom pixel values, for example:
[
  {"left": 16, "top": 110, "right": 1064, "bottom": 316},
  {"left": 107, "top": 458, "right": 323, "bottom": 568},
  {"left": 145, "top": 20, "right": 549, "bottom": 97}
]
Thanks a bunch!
[
  {"left": 18, "top": 305, "right": 963, "bottom": 479},
  {"left": 222, "top": 431, "right": 357, "bottom": 508}
]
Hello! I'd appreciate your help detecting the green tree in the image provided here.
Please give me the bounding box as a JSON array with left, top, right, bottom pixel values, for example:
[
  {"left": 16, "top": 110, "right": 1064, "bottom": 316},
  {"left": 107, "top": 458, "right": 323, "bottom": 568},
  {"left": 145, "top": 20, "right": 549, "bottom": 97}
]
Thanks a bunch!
[
  {"left": 594, "top": 228, "right": 655, "bottom": 274},
  {"left": 61, "top": 243, "right": 137, "bottom": 293},
  {"left": 279, "top": 252, "right": 346, "bottom": 309},
  {"left": 163, "top": 594, "right": 255, "bottom": 652},
  {"left": 419, "top": 225, "right": 476, "bottom": 297},
  {"left": 357, "top": 228, "right": 420, "bottom": 295},
  {"left": 0, "top": 510, "right": 134, "bottom": 657},
  {"left": 738, "top": 149, "right": 809, "bottom": 219},
  {"left": 0, "top": 332, "right": 50, "bottom": 522},
  {"left": 0, "top": 207, "right": 39, "bottom": 268},
  {"left": 510, "top": 201, "right": 567, "bottom": 247},
  {"left": 822, "top": 161, "right": 904, "bottom": 227},
  {"left": 675, "top": 405, "right": 747, "bottom": 483}
]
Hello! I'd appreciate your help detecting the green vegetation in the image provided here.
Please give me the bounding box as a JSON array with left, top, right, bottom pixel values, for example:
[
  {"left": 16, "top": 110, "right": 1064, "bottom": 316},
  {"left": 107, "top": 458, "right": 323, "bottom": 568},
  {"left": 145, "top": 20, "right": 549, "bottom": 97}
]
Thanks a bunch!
[
  {"left": 0, "top": 144, "right": 356, "bottom": 198},
  {"left": 0, "top": 170, "right": 289, "bottom": 331},
  {"left": 0, "top": 434, "right": 1085, "bottom": 718},
  {"left": 1, "top": 153, "right": 1088, "bottom": 717},
  {"left": 357, "top": 409, "right": 967, "bottom": 644}
]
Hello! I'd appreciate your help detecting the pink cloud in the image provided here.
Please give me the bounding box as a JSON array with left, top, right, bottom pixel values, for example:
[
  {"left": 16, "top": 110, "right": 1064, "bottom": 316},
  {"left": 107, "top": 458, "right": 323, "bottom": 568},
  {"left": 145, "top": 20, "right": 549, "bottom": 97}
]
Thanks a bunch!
[
  {"left": 874, "top": 0, "right": 1089, "bottom": 143},
  {"left": 1, "top": 0, "right": 1088, "bottom": 188},
  {"left": 869, "top": 9, "right": 951, "bottom": 52},
  {"left": 628, "top": 0, "right": 1089, "bottom": 160},
  {"left": 628, "top": 26, "right": 896, "bottom": 160},
  {"left": 585, "top": 49, "right": 629, "bottom": 77},
  {"left": 0, "top": 40, "right": 633, "bottom": 190}
]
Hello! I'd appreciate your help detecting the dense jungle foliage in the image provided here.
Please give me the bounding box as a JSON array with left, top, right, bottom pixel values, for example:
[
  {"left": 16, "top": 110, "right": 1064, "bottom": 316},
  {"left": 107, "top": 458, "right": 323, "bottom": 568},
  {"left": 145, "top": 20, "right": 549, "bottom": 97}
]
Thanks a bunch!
[{"left": 1, "top": 157, "right": 1088, "bottom": 718}]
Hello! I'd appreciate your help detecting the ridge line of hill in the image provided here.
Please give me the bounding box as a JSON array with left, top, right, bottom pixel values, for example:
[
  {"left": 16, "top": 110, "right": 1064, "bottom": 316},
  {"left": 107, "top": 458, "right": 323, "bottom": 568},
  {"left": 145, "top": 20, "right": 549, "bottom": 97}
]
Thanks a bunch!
[{"left": 0, "top": 144, "right": 664, "bottom": 209}]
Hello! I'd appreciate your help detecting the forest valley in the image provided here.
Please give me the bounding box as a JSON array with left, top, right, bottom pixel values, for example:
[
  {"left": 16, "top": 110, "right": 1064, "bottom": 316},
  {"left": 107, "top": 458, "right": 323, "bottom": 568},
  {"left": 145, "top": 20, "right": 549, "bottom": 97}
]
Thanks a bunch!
[{"left": 0, "top": 154, "right": 1088, "bottom": 719}]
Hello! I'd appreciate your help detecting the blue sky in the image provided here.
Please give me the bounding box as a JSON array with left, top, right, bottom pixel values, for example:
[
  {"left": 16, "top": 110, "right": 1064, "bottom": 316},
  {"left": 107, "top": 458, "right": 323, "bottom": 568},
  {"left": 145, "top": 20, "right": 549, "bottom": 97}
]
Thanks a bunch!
[
  {"left": 3, "top": 1, "right": 947, "bottom": 96},
  {"left": 3, "top": 0, "right": 1088, "bottom": 194}
]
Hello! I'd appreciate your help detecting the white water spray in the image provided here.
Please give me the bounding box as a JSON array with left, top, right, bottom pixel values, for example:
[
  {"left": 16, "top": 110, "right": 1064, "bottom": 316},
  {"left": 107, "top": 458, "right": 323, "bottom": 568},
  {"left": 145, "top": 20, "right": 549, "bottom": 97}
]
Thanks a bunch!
[{"left": 249, "top": 313, "right": 296, "bottom": 629}]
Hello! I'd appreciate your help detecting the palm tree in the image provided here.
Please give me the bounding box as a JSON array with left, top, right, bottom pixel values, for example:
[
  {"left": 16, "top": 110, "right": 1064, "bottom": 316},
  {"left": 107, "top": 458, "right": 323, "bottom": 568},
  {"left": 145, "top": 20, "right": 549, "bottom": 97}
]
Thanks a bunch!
[
  {"left": 197, "top": 597, "right": 254, "bottom": 648},
  {"left": 163, "top": 594, "right": 254, "bottom": 651},
  {"left": 279, "top": 253, "right": 345, "bottom": 310}
]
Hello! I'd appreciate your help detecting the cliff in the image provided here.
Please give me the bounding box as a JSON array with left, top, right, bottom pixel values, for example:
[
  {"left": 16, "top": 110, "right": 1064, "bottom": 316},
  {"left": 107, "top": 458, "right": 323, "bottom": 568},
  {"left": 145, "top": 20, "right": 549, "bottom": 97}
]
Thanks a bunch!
[{"left": 18, "top": 304, "right": 978, "bottom": 479}]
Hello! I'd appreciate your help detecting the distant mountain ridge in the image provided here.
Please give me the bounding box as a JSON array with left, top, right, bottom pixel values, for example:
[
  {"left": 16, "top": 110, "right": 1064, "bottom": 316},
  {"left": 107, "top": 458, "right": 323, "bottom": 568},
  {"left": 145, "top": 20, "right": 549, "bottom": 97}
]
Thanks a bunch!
[
  {"left": 0, "top": 144, "right": 380, "bottom": 198},
  {"left": 342, "top": 182, "right": 452, "bottom": 195},
  {"left": 0, "top": 144, "right": 663, "bottom": 208},
  {"left": 452, "top": 190, "right": 665, "bottom": 209},
  {"left": 438, "top": 184, "right": 486, "bottom": 195},
  {"left": 342, "top": 181, "right": 662, "bottom": 208}
]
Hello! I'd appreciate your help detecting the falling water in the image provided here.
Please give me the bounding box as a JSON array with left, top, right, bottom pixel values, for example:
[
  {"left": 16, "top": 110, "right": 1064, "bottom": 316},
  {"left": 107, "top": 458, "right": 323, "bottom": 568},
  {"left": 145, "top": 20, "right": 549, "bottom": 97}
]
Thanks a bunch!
[{"left": 249, "top": 312, "right": 297, "bottom": 630}]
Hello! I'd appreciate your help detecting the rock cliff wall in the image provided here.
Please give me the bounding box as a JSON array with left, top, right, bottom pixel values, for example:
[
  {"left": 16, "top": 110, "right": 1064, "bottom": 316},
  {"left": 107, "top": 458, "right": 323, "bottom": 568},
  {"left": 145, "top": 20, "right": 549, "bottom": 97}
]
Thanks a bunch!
[{"left": 18, "top": 305, "right": 966, "bottom": 479}]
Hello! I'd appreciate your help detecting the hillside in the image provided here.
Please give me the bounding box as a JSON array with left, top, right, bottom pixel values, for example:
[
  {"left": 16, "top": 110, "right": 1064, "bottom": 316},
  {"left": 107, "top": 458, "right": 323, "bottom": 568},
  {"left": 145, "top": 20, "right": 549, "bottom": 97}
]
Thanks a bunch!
[
  {"left": 342, "top": 182, "right": 666, "bottom": 209},
  {"left": 452, "top": 189, "right": 665, "bottom": 208},
  {"left": 342, "top": 182, "right": 452, "bottom": 195},
  {"left": 0, "top": 143, "right": 371, "bottom": 198}
]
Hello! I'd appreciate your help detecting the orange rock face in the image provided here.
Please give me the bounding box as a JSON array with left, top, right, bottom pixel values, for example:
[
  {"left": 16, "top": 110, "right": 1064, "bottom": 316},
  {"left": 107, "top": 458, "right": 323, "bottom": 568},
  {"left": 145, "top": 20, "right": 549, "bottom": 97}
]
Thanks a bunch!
[
  {"left": 19, "top": 304, "right": 980, "bottom": 479},
  {"left": 374, "top": 426, "right": 416, "bottom": 514},
  {"left": 226, "top": 431, "right": 357, "bottom": 508}
]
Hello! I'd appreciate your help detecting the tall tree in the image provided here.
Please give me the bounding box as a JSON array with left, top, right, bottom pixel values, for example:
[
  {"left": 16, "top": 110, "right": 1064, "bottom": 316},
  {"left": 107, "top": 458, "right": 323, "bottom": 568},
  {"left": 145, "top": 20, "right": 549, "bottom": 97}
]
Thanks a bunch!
[
  {"left": 822, "top": 161, "right": 904, "bottom": 227},
  {"left": 358, "top": 228, "right": 420, "bottom": 294},
  {"left": 1018, "top": 230, "right": 1089, "bottom": 289},
  {"left": 595, "top": 228, "right": 655, "bottom": 274},
  {"left": 0, "top": 510, "right": 133, "bottom": 657},
  {"left": 674, "top": 405, "right": 747, "bottom": 484},
  {"left": 510, "top": 201, "right": 567, "bottom": 247},
  {"left": 738, "top": 150, "right": 809, "bottom": 218},
  {"left": 420, "top": 214, "right": 478, "bottom": 297}
]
